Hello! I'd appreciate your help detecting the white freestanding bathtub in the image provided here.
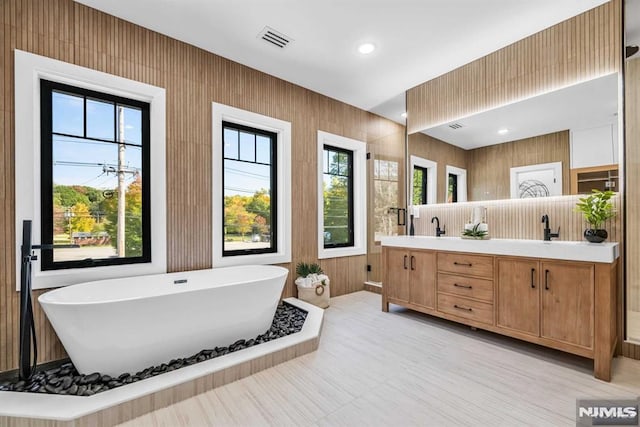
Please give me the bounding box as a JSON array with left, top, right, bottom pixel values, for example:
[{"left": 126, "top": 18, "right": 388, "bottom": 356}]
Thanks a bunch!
[{"left": 39, "top": 265, "right": 288, "bottom": 376}]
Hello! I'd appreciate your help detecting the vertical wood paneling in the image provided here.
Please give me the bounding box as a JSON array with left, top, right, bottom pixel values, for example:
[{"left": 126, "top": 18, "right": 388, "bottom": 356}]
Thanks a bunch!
[
  {"left": 407, "top": 0, "right": 622, "bottom": 134},
  {"left": 466, "top": 131, "right": 570, "bottom": 201},
  {"left": 413, "top": 194, "right": 620, "bottom": 242},
  {"left": 0, "top": 0, "right": 404, "bottom": 372},
  {"left": 625, "top": 58, "right": 640, "bottom": 337}
]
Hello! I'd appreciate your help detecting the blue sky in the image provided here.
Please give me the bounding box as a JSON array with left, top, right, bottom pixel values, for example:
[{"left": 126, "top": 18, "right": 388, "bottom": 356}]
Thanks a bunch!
[
  {"left": 52, "top": 92, "right": 277, "bottom": 197},
  {"left": 52, "top": 91, "right": 142, "bottom": 189},
  {"left": 223, "top": 127, "right": 271, "bottom": 197}
]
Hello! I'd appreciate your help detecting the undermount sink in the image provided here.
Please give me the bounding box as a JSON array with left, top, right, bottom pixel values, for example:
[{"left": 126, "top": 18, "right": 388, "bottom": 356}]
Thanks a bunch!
[{"left": 380, "top": 235, "right": 619, "bottom": 263}]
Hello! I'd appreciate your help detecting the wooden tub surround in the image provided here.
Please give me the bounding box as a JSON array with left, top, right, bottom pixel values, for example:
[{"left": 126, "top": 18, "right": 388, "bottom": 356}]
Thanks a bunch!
[{"left": 381, "top": 236, "right": 619, "bottom": 381}]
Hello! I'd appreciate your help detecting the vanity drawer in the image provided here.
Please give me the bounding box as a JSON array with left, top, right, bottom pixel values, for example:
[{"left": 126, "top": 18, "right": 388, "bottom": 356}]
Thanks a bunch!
[
  {"left": 437, "top": 273, "right": 494, "bottom": 302},
  {"left": 437, "top": 294, "right": 493, "bottom": 325},
  {"left": 437, "top": 253, "right": 494, "bottom": 278}
]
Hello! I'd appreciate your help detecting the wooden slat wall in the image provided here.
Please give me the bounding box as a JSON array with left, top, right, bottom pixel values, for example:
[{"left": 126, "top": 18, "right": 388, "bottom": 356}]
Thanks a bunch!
[
  {"left": 466, "top": 131, "right": 570, "bottom": 201},
  {"left": 413, "top": 195, "right": 620, "bottom": 242},
  {"left": 623, "top": 57, "right": 640, "bottom": 357},
  {"left": 0, "top": 0, "right": 405, "bottom": 372},
  {"left": 406, "top": 0, "right": 622, "bottom": 134}
]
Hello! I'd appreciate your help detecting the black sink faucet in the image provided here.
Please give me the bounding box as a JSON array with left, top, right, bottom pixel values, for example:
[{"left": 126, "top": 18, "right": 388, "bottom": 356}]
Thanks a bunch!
[
  {"left": 541, "top": 214, "right": 560, "bottom": 241},
  {"left": 431, "top": 216, "right": 446, "bottom": 237}
]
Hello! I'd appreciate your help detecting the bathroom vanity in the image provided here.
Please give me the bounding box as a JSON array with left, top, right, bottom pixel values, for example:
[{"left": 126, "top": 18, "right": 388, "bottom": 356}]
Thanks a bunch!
[{"left": 381, "top": 236, "right": 619, "bottom": 381}]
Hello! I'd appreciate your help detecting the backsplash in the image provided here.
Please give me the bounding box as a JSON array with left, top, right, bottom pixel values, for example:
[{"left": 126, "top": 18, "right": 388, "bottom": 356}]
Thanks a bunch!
[{"left": 412, "top": 194, "right": 621, "bottom": 243}]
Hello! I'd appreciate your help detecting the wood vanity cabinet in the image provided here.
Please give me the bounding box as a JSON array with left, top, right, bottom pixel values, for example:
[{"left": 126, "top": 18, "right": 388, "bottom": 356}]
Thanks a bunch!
[
  {"left": 382, "top": 246, "right": 617, "bottom": 381},
  {"left": 436, "top": 252, "right": 494, "bottom": 325},
  {"left": 540, "top": 261, "right": 594, "bottom": 349},
  {"left": 496, "top": 258, "right": 540, "bottom": 336},
  {"left": 383, "top": 247, "right": 436, "bottom": 310},
  {"left": 497, "top": 259, "right": 594, "bottom": 349}
]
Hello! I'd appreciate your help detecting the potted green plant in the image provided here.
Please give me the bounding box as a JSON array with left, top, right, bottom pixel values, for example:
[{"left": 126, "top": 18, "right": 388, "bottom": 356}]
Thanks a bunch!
[
  {"left": 295, "top": 262, "right": 330, "bottom": 308},
  {"left": 461, "top": 223, "right": 489, "bottom": 240},
  {"left": 574, "top": 189, "right": 616, "bottom": 243}
]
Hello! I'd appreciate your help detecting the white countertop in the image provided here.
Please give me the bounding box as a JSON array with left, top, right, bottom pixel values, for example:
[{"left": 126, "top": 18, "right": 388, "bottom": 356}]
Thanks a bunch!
[{"left": 380, "top": 236, "right": 619, "bottom": 264}]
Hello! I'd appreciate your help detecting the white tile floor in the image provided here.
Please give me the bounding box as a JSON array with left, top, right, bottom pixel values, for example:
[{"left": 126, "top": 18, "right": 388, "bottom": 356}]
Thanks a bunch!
[{"left": 118, "top": 291, "right": 640, "bottom": 426}]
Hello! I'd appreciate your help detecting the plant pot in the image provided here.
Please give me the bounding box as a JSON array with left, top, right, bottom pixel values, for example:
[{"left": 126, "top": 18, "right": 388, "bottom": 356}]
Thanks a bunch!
[
  {"left": 584, "top": 228, "right": 608, "bottom": 243},
  {"left": 296, "top": 282, "right": 330, "bottom": 309}
]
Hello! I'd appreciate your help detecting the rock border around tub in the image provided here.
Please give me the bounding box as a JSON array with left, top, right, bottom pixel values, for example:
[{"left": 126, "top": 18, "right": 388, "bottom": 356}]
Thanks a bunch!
[{"left": 0, "top": 302, "right": 307, "bottom": 396}]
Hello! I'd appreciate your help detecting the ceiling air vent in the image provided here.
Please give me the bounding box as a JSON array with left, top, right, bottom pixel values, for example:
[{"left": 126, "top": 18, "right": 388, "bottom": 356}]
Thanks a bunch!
[
  {"left": 448, "top": 123, "right": 464, "bottom": 130},
  {"left": 258, "top": 26, "right": 293, "bottom": 49}
]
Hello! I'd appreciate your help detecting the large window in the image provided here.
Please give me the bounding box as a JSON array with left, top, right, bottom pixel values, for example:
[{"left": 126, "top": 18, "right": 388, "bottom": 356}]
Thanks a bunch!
[
  {"left": 212, "top": 103, "right": 291, "bottom": 267},
  {"left": 222, "top": 122, "right": 276, "bottom": 255},
  {"left": 322, "top": 146, "right": 354, "bottom": 248},
  {"left": 317, "top": 131, "right": 366, "bottom": 259},
  {"left": 40, "top": 80, "right": 150, "bottom": 270},
  {"left": 15, "top": 50, "right": 166, "bottom": 290}
]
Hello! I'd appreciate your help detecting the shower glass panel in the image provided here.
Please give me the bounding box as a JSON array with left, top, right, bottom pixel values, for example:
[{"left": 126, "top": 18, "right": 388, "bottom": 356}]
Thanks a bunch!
[{"left": 366, "top": 127, "right": 406, "bottom": 285}]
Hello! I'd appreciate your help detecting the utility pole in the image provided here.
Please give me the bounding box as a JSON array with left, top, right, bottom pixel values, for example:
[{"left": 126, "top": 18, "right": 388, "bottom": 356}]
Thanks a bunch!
[{"left": 117, "top": 106, "right": 126, "bottom": 257}]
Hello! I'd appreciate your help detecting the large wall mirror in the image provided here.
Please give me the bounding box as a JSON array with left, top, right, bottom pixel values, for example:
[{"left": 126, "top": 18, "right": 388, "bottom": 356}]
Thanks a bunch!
[{"left": 408, "top": 72, "right": 619, "bottom": 204}]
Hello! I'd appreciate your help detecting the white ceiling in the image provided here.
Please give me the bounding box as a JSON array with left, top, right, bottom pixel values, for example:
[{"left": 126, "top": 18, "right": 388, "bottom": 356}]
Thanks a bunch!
[
  {"left": 422, "top": 73, "right": 618, "bottom": 150},
  {"left": 74, "top": 0, "right": 610, "bottom": 124}
]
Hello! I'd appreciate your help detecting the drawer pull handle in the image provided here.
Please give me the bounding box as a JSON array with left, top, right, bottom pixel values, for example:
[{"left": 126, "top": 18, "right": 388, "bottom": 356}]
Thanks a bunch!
[
  {"left": 530, "top": 268, "right": 536, "bottom": 289},
  {"left": 454, "top": 304, "right": 473, "bottom": 312},
  {"left": 454, "top": 283, "right": 472, "bottom": 289},
  {"left": 403, "top": 255, "right": 408, "bottom": 270},
  {"left": 544, "top": 269, "right": 550, "bottom": 290},
  {"left": 410, "top": 255, "right": 416, "bottom": 271},
  {"left": 453, "top": 261, "right": 473, "bottom": 267}
]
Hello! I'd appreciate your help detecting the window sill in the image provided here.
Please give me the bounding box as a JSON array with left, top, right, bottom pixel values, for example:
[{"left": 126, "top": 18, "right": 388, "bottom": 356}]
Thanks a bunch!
[
  {"left": 318, "top": 246, "right": 366, "bottom": 260},
  {"left": 213, "top": 252, "right": 290, "bottom": 268}
]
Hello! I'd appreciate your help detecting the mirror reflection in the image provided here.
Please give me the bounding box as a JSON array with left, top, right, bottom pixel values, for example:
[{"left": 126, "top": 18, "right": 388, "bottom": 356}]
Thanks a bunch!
[{"left": 408, "top": 72, "right": 619, "bottom": 203}]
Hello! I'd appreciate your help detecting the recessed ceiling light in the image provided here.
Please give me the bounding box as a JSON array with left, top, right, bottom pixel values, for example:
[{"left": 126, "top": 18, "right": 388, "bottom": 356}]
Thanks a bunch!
[
  {"left": 401, "top": 112, "right": 407, "bottom": 118},
  {"left": 358, "top": 43, "right": 376, "bottom": 54},
  {"left": 497, "top": 128, "right": 509, "bottom": 135}
]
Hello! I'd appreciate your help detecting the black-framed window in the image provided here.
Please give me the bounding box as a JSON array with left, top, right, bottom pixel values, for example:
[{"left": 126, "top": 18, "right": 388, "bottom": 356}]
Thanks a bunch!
[
  {"left": 40, "top": 79, "right": 151, "bottom": 271},
  {"left": 222, "top": 121, "right": 277, "bottom": 256},
  {"left": 448, "top": 173, "right": 458, "bottom": 203},
  {"left": 322, "top": 145, "right": 354, "bottom": 248},
  {"left": 413, "top": 166, "right": 428, "bottom": 205}
]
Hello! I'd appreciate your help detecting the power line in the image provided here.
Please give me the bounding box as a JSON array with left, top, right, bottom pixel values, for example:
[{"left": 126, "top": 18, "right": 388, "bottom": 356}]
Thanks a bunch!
[
  {"left": 225, "top": 167, "right": 270, "bottom": 179},
  {"left": 54, "top": 160, "right": 141, "bottom": 173}
]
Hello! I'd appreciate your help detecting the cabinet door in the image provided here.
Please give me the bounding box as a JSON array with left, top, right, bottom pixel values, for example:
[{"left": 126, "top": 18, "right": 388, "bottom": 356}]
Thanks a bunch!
[
  {"left": 409, "top": 250, "right": 436, "bottom": 309},
  {"left": 541, "top": 262, "right": 594, "bottom": 349},
  {"left": 497, "top": 258, "right": 540, "bottom": 336},
  {"left": 385, "top": 247, "right": 410, "bottom": 302}
]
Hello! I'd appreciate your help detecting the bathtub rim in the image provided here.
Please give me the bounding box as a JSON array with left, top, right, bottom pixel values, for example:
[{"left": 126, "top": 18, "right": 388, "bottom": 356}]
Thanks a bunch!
[
  {"left": 0, "top": 297, "right": 322, "bottom": 422},
  {"left": 38, "top": 265, "right": 289, "bottom": 306}
]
